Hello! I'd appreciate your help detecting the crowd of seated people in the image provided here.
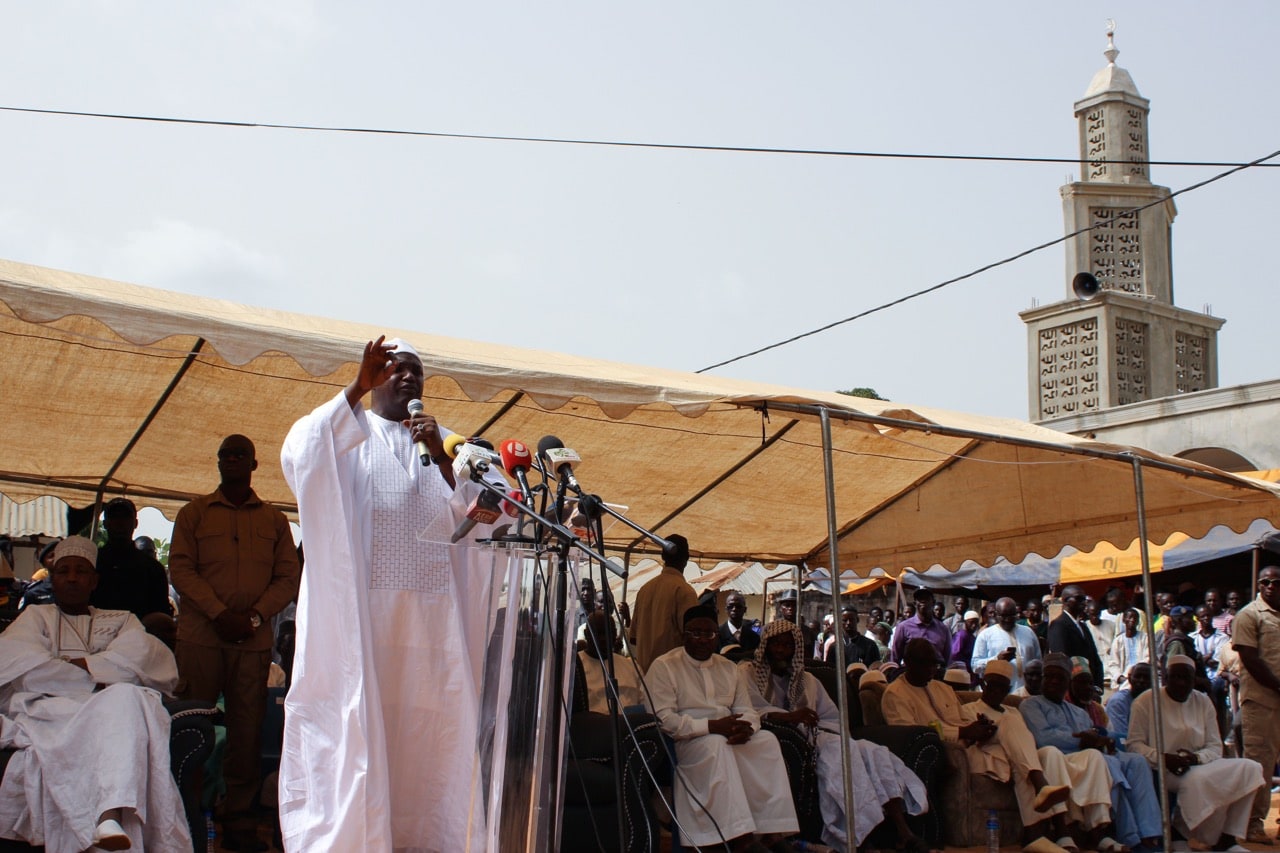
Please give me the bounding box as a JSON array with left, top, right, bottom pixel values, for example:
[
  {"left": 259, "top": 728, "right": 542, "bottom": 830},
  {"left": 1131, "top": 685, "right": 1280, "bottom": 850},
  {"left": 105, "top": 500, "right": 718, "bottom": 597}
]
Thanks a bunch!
[
  {"left": 583, "top": 566, "right": 1272, "bottom": 853},
  {"left": 3, "top": 506, "right": 1272, "bottom": 853}
]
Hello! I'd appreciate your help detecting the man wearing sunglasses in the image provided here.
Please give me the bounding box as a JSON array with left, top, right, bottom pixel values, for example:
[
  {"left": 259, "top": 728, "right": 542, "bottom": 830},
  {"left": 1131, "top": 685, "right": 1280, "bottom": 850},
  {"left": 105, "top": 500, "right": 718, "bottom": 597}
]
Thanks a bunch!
[{"left": 1230, "top": 565, "right": 1280, "bottom": 845}]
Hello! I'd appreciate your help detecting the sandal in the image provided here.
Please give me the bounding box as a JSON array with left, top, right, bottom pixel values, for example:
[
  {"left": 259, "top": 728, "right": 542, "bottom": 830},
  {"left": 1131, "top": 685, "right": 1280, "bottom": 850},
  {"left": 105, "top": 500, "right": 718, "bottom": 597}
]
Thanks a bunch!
[
  {"left": 1096, "top": 838, "right": 1129, "bottom": 853},
  {"left": 1054, "top": 836, "right": 1081, "bottom": 853}
]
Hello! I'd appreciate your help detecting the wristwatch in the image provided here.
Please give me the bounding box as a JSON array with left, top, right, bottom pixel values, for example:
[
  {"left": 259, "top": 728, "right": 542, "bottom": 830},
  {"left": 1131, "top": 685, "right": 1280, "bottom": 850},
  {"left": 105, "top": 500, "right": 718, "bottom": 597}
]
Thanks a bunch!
[{"left": 249, "top": 611, "right": 263, "bottom": 630}]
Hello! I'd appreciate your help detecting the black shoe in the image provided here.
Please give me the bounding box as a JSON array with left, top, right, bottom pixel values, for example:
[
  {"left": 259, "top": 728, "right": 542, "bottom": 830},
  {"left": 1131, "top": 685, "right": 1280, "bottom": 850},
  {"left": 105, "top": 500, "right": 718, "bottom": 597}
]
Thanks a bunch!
[{"left": 221, "top": 830, "right": 269, "bottom": 852}]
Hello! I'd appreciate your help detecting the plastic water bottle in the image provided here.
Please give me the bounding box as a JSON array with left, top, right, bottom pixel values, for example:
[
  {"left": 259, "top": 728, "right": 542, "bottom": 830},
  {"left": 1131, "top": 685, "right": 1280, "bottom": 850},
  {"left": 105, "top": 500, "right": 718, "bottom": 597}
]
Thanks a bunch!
[
  {"left": 986, "top": 809, "right": 1000, "bottom": 853},
  {"left": 204, "top": 810, "right": 216, "bottom": 853}
]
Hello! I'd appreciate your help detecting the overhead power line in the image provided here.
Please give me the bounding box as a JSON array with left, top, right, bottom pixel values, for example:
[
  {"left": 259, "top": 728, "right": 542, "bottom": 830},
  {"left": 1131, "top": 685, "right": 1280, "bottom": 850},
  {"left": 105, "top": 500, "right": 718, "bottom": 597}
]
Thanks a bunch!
[
  {"left": 0, "top": 104, "right": 1275, "bottom": 169},
  {"left": 697, "top": 147, "right": 1280, "bottom": 374}
]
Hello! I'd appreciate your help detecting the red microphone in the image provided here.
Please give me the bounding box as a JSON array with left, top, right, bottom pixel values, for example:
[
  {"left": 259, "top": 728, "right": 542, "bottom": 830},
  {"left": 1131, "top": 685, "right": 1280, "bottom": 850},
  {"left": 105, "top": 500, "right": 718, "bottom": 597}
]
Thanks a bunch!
[
  {"left": 450, "top": 489, "right": 503, "bottom": 543},
  {"left": 500, "top": 439, "right": 535, "bottom": 504},
  {"left": 502, "top": 488, "right": 524, "bottom": 517}
]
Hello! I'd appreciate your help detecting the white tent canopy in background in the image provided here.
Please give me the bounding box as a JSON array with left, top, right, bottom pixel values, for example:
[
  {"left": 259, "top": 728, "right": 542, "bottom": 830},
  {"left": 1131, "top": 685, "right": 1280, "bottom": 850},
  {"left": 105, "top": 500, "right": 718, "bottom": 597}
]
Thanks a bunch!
[{"left": 2, "top": 256, "right": 1278, "bottom": 576}]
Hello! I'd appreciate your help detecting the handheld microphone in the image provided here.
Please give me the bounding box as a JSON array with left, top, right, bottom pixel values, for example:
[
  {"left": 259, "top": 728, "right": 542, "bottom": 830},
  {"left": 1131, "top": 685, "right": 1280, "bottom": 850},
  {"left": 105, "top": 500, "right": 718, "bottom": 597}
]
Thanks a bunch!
[
  {"left": 451, "top": 489, "right": 503, "bottom": 543},
  {"left": 499, "top": 439, "right": 535, "bottom": 503},
  {"left": 406, "top": 400, "right": 432, "bottom": 466},
  {"left": 536, "top": 435, "right": 583, "bottom": 493}
]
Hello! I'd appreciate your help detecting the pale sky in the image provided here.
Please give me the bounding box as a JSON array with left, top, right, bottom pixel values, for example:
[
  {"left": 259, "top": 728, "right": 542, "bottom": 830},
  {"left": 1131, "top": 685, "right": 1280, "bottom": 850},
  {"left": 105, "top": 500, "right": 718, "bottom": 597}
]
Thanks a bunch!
[{"left": 2, "top": 2, "right": 1275, "bottom": 424}]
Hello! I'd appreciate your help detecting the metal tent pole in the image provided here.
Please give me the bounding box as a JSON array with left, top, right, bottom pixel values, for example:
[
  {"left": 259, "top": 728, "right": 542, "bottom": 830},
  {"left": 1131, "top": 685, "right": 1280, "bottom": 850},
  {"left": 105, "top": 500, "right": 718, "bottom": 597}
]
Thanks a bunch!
[
  {"left": 1130, "top": 456, "right": 1173, "bottom": 853},
  {"left": 820, "top": 408, "right": 858, "bottom": 846}
]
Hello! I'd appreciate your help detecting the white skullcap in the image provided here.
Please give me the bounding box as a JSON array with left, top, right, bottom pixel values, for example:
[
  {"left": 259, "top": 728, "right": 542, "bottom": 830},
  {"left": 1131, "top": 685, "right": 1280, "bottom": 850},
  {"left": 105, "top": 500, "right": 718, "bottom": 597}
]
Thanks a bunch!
[
  {"left": 847, "top": 662, "right": 868, "bottom": 675},
  {"left": 859, "top": 670, "right": 887, "bottom": 686},
  {"left": 964, "top": 610, "right": 981, "bottom": 621},
  {"left": 53, "top": 535, "right": 97, "bottom": 567},
  {"left": 385, "top": 338, "right": 420, "bottom": 359},
  {"left": 984, "top": 659, "right": 1014, "bottom": 680},
  {"left": 944, "top": 668, "right": 972, "bottom": 686},
  {"left": 719, "top": 644, "right": 741, "bottom": 656},
  {"left": 1166, "top": 654, "right": 1196, "bottom": 671}
]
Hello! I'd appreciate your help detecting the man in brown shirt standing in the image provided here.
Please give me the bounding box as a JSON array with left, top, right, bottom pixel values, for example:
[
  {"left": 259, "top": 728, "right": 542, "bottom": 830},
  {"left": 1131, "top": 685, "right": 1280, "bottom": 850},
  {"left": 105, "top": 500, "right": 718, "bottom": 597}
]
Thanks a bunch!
[
  {"left": 1231, "top": 564, "right": 1280, "bottom": 845},
  {"left": 170, "top": 434, "right": 300, "bottom": 852},
  {"left": 630, "top": 534, "right": 697, "bottom": 673}
]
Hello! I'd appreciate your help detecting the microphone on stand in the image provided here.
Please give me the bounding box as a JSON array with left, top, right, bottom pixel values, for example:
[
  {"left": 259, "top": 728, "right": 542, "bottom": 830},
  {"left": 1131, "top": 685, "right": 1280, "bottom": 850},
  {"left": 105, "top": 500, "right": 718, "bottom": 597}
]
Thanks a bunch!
[
  {"left": 536, "top": 436, "right": 583, "bottom": 494},
  {"left": 500, "top": 439, "right": 535, "bottom": 504},
  {"left": 450, "top": 489, "right": 503, "bottom": 543}
]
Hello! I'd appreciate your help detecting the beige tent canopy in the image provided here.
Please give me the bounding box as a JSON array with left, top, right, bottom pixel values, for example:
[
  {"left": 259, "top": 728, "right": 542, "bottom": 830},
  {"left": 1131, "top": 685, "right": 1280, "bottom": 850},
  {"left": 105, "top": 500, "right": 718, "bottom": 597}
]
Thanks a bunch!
[{"left": 3, "top": 256, "right": 1278, "bottom": 576}]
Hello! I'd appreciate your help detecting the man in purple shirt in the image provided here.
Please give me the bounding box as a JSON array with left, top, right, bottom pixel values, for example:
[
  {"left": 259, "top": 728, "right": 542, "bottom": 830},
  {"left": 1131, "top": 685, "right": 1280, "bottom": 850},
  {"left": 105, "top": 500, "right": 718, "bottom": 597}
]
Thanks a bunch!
[
  {"left": 889, "top": 587, "right": 953, "bottom": 666},
  {"left": 949, "top": 609, "right": 981, "bottom": 676}
]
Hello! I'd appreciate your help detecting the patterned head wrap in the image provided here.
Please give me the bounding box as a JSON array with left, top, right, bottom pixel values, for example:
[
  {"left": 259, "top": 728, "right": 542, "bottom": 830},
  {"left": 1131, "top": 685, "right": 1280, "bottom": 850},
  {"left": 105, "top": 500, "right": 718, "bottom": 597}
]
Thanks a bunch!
[
  {"left": 745, "top": 619, "right": 808, "bottom": 712},
  {"left": 1070, "top": 655, "right": 1092, "bottom": 678}
]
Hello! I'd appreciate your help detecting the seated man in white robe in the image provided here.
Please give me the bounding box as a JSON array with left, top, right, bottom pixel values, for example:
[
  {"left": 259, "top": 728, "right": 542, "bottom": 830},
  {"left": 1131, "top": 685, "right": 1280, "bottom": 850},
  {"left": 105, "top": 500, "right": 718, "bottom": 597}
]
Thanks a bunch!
[
  {"left": 882, "top": 638, "right": 1080, "bottom": 853},
  {"left": 646, "top": 605, "right": 800, "bottom": 852},
  {"left": 962, "top": 659, "right": 1116, "bottom": 853},
  {"left": 579, "top": 609, "right": 644, "bottom": 713},
  {"left": 741, "top": 620, "right": 932, "bottom": 853},
  {"left": 1127, "top": 655, "right": 1263, "bottom": 851},
  {"left": 0, "top": 536, "right": 190, "bottom": 852}
]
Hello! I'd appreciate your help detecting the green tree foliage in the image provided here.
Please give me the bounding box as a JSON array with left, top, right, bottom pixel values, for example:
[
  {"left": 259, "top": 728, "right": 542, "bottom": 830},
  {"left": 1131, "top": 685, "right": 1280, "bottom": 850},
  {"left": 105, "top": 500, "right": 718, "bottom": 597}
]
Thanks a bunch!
[{"left": 836, "top": 387, "right": 885, "bottom": 400}]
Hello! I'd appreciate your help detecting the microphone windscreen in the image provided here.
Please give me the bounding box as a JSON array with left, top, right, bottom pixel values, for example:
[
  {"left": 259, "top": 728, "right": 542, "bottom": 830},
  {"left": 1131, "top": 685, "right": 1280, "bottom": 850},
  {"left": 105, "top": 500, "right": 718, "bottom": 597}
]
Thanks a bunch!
[
  {"left": 499, "top": 439, "right": 532, "bottom": 472},
  {"left": 442, "top": 433, "right": 468, "bottom": 459},
  {"left": 536, "top": 435, "right": 564, "bottom": 462},
  {"left": 407, "top": 399, "right": 424, "bottom": 416}
]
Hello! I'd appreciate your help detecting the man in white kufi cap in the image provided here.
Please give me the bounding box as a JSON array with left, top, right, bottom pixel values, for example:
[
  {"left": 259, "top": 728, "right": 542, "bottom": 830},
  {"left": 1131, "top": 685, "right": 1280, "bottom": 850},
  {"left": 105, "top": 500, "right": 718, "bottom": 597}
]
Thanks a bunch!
[
  {"left": 0, "top": 535, "right": 189, "bottom": 852},
  {"left": 280, "top": 335, "right": 507, "bottom": 852},
  {"left": 1127, "top": 654, "right": 1263, "bottom": 849}
]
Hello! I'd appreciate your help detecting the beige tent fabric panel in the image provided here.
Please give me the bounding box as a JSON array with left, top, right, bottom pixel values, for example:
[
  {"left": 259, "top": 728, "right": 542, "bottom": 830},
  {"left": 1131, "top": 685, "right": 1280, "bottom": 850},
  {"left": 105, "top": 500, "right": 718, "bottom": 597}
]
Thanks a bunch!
[
  {"left": 0, "top": 258, "right": 869, "bottom": 419},
  {"left": 2, "top": 256, "right": 1279, "bottom": 575},
  {"left": 827, "top": 441, "right": 1280, "bottom": 575}
]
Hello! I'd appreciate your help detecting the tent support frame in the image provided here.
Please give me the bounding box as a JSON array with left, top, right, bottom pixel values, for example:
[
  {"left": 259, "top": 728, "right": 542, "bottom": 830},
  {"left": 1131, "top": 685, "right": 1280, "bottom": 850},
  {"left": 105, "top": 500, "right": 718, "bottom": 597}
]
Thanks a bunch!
[
  {"left": 1131, "top": 457, "right": 1174, "bottom": 852},
  {"left": 820, "top": 408, "right": 859, "bottom": 847},
  {"left": 90, "top": 337, "right": 206, "bottom": 535}
]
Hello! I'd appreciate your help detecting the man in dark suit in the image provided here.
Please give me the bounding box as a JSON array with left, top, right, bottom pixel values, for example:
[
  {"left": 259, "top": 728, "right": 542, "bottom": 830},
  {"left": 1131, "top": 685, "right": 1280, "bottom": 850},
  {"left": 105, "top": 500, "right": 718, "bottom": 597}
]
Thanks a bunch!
[
  {"left": 1047, "top": 584, "right": 1104, "bottom": 690},
  {"left": 824, "top": 605, "right": 881, "bottom": 668},
  {"left": 717, "top": 589, "right": 759, "bottom": 654}
]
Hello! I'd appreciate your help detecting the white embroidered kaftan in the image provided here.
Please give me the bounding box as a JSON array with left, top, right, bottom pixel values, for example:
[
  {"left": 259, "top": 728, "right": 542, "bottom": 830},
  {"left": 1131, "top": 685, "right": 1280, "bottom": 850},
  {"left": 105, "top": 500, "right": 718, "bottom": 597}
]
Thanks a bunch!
[
  {"left": 646, "top": 647, "right": 799, "bottom": 847},
  {"left": 0, "top": 605, "right": 189, "bottom": 852},
  {"left": 1127, "top": 688, "right": 1264, "bottom": 843},
  {"left": 279, "top": 393, "right": 502, "bottom": 853}
]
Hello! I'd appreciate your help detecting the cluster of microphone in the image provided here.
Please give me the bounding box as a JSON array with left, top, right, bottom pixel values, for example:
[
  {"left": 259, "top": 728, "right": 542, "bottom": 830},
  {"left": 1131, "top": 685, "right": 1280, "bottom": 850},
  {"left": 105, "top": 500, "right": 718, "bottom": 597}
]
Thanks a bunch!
[{"left": 441, "top": 432, "right": 587, "bottom": 543}]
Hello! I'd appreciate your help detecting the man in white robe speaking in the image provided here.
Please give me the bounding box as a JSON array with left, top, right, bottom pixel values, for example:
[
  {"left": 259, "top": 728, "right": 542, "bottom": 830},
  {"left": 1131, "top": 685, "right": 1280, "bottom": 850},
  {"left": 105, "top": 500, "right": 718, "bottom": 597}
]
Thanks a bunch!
[
  {"left": 0, "top": 535, "right": 190, "bottom": 852},
  {"left": 741, "top": 619, "right": 931, "bottom": 853},
  {"left": 646, "top": 605, "right": 801, "bottom": 851},
  {"left": 1127, "top": 655, "right": 1263, "bottom": 850},
  {"left": 279, "top": 336, "right": 505, "bottom": 853}
]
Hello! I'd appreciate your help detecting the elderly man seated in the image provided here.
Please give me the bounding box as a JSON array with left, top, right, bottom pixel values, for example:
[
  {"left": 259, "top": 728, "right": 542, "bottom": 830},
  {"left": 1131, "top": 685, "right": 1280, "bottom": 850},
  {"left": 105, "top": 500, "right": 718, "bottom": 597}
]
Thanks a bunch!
[
  {"left": 1127, "top": 655, "right": 1263, "bottom": 851},
  {"left": 883, "top": 639, "right": 1075, "bottom": 852},
  {"left": 742, "top": 620, "right": 932, "bottom": 853},
  {"left": 964, "top": 659, "right": 1116, "bottom": 853},
  {"left": 0, "top": 536, "right": 190, "bottom": 852},
  {"left": 646, "top": 605, "right": 800, "bottom": 853},
  {"left": 1021, "top": 653, "right": 1163, "bottom": 852}
]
